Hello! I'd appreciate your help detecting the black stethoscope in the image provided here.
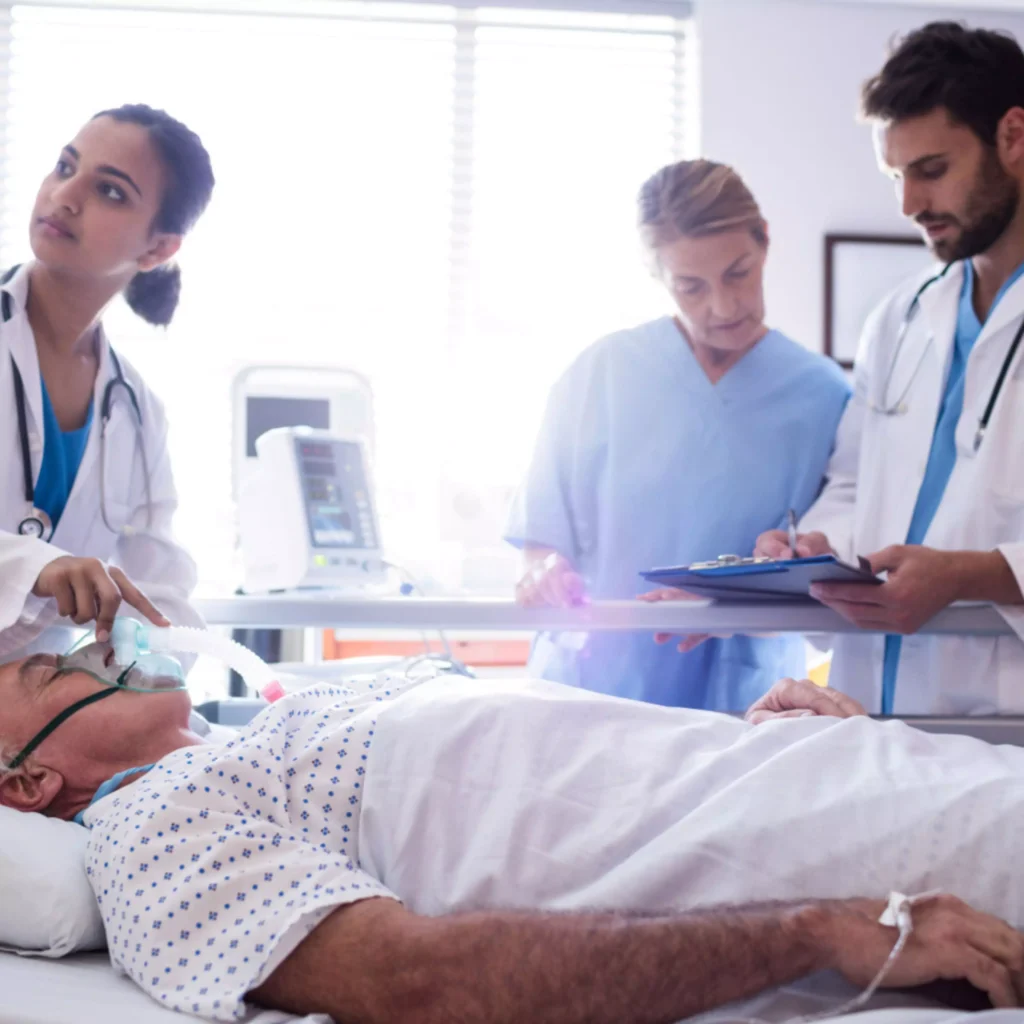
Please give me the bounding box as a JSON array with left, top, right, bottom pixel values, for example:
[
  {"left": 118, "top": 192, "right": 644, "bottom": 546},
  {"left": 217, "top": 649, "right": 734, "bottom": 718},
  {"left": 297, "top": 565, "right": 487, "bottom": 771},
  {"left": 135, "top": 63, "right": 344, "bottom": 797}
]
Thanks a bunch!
[
  {"left": 3, "top": 265, "right": 152, "bottom": 542},
  {"left": 871, "top": 263, "right": 1024, "bottom": 452}
]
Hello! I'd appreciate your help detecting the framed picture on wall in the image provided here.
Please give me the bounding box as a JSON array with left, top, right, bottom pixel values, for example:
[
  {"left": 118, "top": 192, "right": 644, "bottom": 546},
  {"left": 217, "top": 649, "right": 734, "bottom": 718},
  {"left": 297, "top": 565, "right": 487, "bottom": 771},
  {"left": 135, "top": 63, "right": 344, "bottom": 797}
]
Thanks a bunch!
[{"left": 823, "top": 233, "right": 937, "bottom": 369}]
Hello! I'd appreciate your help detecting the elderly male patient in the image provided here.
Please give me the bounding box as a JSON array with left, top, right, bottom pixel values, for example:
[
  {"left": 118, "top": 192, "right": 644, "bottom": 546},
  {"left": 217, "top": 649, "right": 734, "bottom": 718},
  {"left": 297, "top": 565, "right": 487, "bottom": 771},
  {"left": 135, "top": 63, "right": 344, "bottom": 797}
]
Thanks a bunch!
[{"left": 2, "top": 647, "right": 1024, "bottom": 1023}]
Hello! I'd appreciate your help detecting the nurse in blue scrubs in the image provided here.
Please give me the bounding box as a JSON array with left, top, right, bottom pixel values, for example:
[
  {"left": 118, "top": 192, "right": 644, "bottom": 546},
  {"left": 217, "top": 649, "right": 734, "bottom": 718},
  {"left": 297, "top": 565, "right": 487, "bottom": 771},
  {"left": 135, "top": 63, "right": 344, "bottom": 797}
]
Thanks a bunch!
[{"left": 505, "top": 159, "right": 851, "bottom": 710}]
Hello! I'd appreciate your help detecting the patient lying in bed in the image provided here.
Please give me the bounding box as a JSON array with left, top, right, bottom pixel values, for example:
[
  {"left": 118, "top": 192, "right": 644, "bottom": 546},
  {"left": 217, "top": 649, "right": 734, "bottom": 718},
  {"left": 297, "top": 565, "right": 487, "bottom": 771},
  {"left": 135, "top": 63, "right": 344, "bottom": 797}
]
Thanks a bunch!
[{"left": 1, "top": 651, "right": 1022, "bottom": 1024}]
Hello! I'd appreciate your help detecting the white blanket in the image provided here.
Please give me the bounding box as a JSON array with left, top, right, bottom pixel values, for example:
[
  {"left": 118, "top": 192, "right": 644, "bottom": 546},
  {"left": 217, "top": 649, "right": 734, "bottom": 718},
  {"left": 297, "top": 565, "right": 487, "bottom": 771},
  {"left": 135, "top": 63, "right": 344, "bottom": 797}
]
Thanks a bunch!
[{"left": 359, "top": 677, "right": 1024, "bottom": 925}]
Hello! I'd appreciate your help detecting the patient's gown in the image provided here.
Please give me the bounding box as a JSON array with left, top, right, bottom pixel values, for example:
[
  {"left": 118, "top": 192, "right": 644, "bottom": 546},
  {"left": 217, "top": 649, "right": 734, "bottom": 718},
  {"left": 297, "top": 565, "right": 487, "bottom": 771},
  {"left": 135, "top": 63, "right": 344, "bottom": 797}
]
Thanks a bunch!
[{"left": 504, "top": 317, "right": 850, "bottom": 710}]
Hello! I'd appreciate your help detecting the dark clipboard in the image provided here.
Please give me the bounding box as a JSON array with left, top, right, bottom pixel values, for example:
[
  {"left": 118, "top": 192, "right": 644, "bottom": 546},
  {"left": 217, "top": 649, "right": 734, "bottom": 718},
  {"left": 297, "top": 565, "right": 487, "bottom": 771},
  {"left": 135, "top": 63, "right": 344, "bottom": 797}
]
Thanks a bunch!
[{"left": 639, "top": 554, "right": 881, "bottom": 602}]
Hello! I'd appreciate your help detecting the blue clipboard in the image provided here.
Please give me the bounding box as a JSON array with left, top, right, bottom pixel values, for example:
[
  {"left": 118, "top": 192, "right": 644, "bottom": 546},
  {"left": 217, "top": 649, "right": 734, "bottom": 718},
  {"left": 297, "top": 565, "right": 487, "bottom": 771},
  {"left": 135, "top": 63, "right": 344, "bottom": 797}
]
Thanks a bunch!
[{"left": 639, "top": 554, "right": 881, "bottom": 602}]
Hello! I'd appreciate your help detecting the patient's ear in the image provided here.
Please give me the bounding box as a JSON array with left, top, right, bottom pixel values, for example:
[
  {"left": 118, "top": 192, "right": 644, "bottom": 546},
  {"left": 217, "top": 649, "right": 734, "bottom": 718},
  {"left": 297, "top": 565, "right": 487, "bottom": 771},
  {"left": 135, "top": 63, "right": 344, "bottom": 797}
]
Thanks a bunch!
[{"left": 0, "top": 764, "right": 63, "bottom": 814}]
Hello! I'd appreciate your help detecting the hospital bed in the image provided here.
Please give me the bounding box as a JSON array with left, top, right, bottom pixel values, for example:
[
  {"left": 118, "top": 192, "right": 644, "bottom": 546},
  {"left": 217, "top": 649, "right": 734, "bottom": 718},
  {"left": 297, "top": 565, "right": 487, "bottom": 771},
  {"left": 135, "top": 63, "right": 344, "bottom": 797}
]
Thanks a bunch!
[
  {"left": 7, "top": 596, "right": 1018, "bottom": 1024},
  {"left": 193, "top": 595, "right": 1011, "bottom": 636},
  {"left": 0, "top": 950, "right": 1004, "bottom": 1024},
  {"left": 0, "top": 949, "right": 331, "bottom": 1024},
  {"left": 877, "top": 715, "right": 1024, "bottom": 745},
  {"left": 0, "top": 951, "right": 209, "bottom": 1024},
  {"left": 193, "top": 595, "right": 1024, "bottom": 746}
]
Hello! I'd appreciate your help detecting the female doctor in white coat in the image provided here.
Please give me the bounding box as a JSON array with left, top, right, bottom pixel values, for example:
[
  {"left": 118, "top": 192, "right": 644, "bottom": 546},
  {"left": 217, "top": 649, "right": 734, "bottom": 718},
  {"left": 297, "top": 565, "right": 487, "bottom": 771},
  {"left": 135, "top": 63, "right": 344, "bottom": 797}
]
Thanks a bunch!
[
  {"left": 756, "top": 23, "right": 1024, "bottom": 715},
  {"left": 0, "top": 104, "right": 214, "bottom": 661}
]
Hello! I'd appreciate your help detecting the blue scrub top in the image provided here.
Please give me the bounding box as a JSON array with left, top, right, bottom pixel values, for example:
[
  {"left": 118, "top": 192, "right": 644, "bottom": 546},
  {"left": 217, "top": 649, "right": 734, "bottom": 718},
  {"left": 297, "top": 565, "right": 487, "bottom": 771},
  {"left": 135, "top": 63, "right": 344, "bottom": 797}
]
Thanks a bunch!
[
  {"left": 35, "top": 376, "right": 93, "bottom": 531},
  {"left": 505, "top": 317, "right": 852, "bottom": 710},
  {"left": 881, "top": 259, "right": 1024, "bottom": 713}
]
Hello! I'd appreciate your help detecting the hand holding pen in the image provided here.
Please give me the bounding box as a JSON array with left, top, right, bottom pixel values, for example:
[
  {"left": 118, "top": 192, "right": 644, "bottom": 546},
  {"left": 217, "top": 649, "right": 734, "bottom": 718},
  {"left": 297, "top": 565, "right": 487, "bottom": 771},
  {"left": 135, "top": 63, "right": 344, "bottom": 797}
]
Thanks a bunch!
[{"left": 755, "top": 516, "right": 834, "bottom": 561}]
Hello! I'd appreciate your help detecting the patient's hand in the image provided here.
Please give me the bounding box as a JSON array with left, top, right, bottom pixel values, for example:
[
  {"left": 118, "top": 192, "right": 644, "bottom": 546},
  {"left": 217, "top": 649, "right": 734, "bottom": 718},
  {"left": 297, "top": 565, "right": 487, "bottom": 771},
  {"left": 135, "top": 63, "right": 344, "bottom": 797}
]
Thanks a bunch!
[
  {"left": 825, "top": 894, "right": 1024, "bottom": 1008},
  {"left": 745, "top": 677, "right": 867, "bottom": 724}
]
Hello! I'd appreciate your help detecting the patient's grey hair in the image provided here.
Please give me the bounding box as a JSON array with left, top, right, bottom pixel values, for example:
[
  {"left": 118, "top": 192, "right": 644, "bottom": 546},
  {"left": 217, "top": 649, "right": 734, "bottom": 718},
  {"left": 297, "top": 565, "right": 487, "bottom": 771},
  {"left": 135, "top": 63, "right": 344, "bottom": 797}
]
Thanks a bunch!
[{"left": 637, "top": 159, "right": 768, "bottom": 273}]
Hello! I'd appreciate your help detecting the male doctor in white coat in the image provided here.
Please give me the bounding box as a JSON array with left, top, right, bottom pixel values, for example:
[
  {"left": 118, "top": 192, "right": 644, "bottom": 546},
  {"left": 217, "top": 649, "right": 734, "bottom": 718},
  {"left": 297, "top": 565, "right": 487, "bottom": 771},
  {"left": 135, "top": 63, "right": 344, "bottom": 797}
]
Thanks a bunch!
[{"left": 757, "top": 22, "right": 1024, "bottom": 714}]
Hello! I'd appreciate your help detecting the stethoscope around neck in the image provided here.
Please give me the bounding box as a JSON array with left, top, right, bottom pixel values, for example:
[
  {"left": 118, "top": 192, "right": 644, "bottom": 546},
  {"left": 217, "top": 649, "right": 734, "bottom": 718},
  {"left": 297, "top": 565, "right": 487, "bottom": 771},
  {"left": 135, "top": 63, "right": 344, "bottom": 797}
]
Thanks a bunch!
[
  {"left": 3, "top": 265, "right": 153, "bottom": 542},
  {"left": 870, "top": 263, "right": 1024, "bottom": 452}
]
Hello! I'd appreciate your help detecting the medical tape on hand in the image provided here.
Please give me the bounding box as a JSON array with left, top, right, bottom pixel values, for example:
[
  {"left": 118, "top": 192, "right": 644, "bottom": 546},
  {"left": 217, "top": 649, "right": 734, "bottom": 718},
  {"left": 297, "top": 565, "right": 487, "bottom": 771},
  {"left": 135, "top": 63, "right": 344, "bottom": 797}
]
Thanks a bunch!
[
  {"left": 879, "top": 889, "right": 942, "bottom": 931},
  {"left": 794, "top": 889, "right": 944, "bottom": 1023},
  {"left": 879, "top": 890, "right": 913, "bottom": 928},
  {"left": 710, "top": 890, "right": 945, "bottom": 1024}
]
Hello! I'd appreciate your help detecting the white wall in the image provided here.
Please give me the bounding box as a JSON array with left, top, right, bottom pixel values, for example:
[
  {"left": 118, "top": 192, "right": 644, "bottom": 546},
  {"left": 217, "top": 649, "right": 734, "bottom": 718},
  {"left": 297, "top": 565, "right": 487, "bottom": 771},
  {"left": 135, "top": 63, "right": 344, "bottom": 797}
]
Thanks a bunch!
[{"left": 696, "top": 0, "right": 1024, "bottom": 351}]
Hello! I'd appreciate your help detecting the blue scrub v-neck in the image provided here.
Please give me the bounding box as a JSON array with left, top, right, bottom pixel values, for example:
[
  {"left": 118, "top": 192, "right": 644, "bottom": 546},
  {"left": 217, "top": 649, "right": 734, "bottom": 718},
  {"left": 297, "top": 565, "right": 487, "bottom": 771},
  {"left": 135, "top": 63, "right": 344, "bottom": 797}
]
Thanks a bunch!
[
  {"left": 34, "top": 375, "right": 94, "bottom": 531},
  {"left": 670, "top": 321, "right": 783, "bottom": 405}
]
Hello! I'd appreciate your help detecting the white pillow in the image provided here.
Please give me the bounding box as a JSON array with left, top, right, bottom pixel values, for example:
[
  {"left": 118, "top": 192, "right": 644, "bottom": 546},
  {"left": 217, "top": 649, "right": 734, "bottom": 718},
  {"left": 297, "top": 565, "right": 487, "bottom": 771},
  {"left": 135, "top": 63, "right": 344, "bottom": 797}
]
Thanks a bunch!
[
  {"left": 0, "top": 716, "right": 234, "bottom": 958},
  {"left": 0, "top": 806, "right": 105, "bottom": 956}
]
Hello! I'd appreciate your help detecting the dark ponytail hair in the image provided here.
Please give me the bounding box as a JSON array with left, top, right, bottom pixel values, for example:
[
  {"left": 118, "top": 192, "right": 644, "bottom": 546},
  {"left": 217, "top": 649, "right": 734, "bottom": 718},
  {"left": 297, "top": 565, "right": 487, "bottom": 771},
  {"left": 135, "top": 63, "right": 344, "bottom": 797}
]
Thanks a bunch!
[{"left": 92, "top": 103, "right": 215, "bottom": 326}]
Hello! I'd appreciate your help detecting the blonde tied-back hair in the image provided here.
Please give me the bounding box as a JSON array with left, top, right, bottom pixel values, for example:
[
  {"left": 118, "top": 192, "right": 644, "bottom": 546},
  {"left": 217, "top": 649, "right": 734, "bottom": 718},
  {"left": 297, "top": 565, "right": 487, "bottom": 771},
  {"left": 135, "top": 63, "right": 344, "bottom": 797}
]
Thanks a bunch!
[{"left": 638, "top": 159, "right": 767, "bottom": 270}]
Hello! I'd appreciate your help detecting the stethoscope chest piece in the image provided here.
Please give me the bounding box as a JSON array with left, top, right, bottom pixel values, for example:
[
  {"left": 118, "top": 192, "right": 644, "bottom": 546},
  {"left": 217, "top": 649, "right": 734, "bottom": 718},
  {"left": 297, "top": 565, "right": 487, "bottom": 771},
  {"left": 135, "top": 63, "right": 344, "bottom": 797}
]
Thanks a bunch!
[
  {"left": 18, "top": 507, "right": 52, "bottom": 541},
  {"left": 869, "top": 399, "right": 909, "bottom": 416}
]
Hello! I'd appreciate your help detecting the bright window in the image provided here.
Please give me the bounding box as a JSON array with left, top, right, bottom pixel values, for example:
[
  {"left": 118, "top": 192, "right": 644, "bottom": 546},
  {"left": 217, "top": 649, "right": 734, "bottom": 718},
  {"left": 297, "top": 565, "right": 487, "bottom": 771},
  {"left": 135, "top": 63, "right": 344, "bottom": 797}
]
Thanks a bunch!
[{"left": 0, "top": 0, "right": 692, "bottom": 595}]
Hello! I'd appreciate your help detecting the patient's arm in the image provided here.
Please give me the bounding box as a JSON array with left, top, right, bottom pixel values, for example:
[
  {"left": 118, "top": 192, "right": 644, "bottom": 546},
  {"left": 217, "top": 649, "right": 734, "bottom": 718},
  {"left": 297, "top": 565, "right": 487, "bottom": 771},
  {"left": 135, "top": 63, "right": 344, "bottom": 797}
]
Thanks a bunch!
[{"left": 249, "top": 893, "right": 1024, "bottom": 1023}]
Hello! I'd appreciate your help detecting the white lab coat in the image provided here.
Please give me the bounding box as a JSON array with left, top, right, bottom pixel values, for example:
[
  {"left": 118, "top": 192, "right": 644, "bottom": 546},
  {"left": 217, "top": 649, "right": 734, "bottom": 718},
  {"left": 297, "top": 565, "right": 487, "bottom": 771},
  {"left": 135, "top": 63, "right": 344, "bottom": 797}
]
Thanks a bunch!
[
  {"left": 0, "top": 263, "right": 203, "bottom": 662},
  {"left": 801, "top": 261, "right": 1024, "bottom": 714}
]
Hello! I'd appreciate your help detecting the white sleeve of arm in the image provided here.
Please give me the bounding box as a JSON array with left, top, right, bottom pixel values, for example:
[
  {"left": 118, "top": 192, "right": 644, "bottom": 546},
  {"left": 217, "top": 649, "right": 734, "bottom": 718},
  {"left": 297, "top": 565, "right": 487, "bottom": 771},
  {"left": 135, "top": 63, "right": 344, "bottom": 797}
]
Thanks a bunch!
[
  {"left": 799, "top": 393, "right": 864, "bottom": 654},
  {"left": 797, "top": 310, "right": 880, "bottom": 564},
  {"left": 0, "top": 531, "right": 70, "bottom": 658},
  {"left": 798, "top": 306, "right": 886, "bottom": 655},
  {"left": 111, "top": 396, "right": 203, "bottom": 633},
  {"left": 798, "top": 392, "right": 863, "bottom": 563},
  {"left": 994, "top": 542, "right": 1024, "bottom": 642}
]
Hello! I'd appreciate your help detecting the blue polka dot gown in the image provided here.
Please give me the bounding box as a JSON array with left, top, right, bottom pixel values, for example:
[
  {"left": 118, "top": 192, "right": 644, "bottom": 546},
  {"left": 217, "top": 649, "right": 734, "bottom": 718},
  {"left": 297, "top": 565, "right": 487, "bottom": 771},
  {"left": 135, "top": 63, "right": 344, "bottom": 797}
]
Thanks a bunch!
[{"left": 84, "top": 679, "right": 417, "bottom": 1020}]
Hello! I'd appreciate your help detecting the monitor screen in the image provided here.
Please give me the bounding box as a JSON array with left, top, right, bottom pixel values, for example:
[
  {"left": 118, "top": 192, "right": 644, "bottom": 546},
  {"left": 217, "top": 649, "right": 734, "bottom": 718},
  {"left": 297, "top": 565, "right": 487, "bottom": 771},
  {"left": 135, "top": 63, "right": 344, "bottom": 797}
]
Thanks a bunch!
[
  {"left": 296, "top": 439, "right": 376, "bottom": 549},
  {"left": 246, "top": 396, "right": 330, "bottom": 456}
]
